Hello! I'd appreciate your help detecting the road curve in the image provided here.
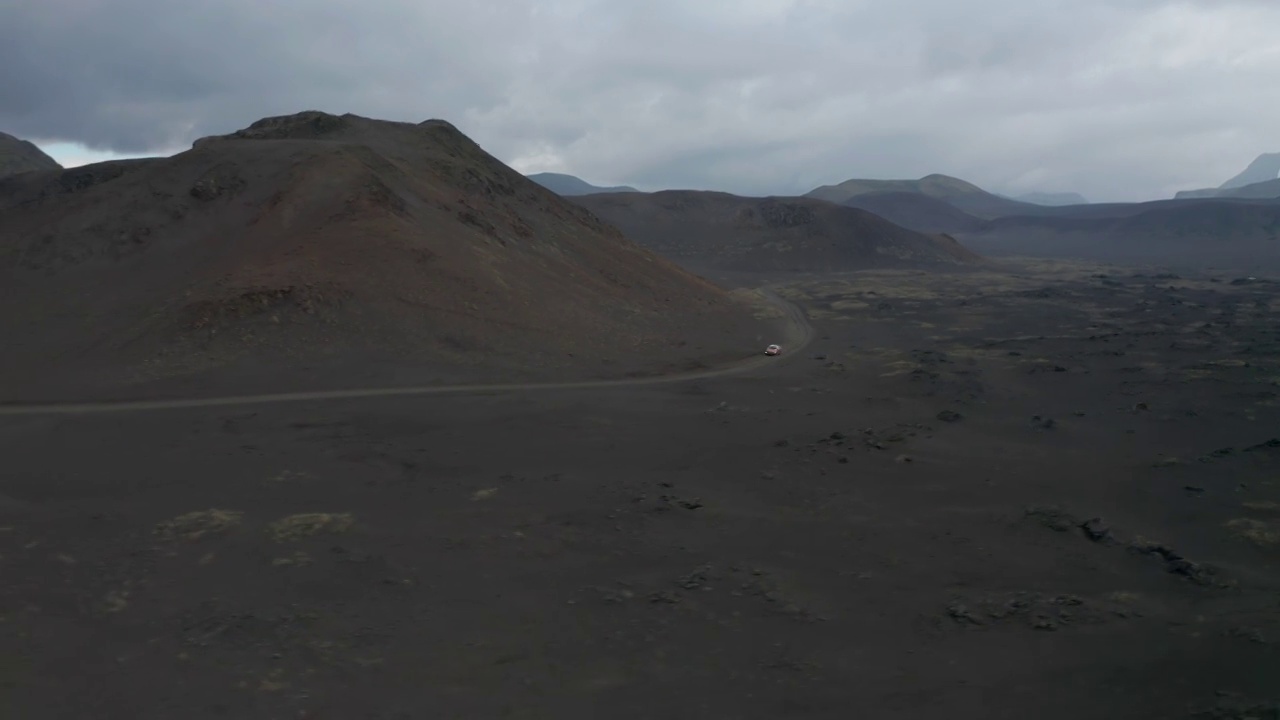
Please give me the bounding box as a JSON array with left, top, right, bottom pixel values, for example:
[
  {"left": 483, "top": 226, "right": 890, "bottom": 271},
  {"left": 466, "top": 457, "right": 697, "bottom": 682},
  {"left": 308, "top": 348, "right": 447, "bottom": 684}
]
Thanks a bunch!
[{"left": 0, "top": 288, "right": 814, "bottom": 415}]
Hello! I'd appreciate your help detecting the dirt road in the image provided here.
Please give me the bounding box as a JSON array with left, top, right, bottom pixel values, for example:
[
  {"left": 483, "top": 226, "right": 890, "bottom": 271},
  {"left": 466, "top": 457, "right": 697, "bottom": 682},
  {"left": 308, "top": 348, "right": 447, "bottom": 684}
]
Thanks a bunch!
[{"left": 0, "top": 289, "right": 812, "bottom": 415}]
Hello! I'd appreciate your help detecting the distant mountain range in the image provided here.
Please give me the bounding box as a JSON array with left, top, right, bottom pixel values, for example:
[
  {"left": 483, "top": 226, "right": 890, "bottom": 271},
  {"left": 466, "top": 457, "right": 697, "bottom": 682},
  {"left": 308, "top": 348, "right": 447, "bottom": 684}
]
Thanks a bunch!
[
  {"left": 0, "top": 131, "right": 62, "bottom": 179},
  {"left": 1175, "top": 153, "right": 1280, "bottom": 200},
  {"left": 534, "top": 167, "right": 1280, "bottom": 272},
  {"left": 962, "top": 196, "right": 1280, "bottom": 270},
  {"left": 1009, "top": 191, "right": 1089, "bottom": 206},
  {"left": 802, "top": 171, "right": 1280, "bottom": 271},
  {"left": 526, "top": 172, "right": 639, "bottom": 196}
]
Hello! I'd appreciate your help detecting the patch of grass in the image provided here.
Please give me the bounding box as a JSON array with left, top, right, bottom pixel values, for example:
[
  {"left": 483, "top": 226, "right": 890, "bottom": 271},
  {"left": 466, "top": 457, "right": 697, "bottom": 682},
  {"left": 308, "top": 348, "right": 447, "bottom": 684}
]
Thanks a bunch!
[
  {"left": 266, "top": 513, "right": 353, "bottom": 542},
  {"left": 102, "top": 590, "right": 129, "bottom": 613},
  {"left": 829, "top": 300, "right": 871, "bottom": 312},
  {"left": 258, "top": 667, "right": 289, "bottom": 692},
  {"left": 271, "top": 551, "right": 313, "bottom": 567},
  {"left": 155, "top": 509, "right": 243, "bottom": 541},
  {"left": 1226, "top": 518, "right": 1280, "bottom": 547}
]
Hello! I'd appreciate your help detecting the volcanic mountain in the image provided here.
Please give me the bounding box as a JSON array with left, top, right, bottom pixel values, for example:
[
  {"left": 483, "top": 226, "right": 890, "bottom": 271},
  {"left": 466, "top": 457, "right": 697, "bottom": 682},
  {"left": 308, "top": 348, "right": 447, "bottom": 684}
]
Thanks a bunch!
[
  {"left": 570, "top": 190, "right": 980, "bottom": 277},
  {"left": 805, "top": 173, "right": 1040, "bottom": 219},
  {"left": 0, "top": 111, "right": 766, "bottom": 401},
  {"left": 0, "top": 131, "right": 62, "bottom": 179}
]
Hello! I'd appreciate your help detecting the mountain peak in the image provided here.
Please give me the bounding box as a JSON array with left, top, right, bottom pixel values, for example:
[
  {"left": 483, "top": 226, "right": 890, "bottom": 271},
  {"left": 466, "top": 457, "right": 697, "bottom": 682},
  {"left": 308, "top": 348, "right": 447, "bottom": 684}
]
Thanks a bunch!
[
  {"left": 0, "top": 131, "right": 63, "bottom": 179},
  {"left": 1220, "top": 152, "right": 1280, "bottom": 190}
]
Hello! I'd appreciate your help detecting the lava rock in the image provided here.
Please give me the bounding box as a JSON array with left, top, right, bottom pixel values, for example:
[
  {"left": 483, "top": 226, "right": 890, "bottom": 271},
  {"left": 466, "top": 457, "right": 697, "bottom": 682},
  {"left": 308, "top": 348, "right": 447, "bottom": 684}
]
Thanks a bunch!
[{"left": 1080, "top": 517, "right": 1112, "bottom": 542}]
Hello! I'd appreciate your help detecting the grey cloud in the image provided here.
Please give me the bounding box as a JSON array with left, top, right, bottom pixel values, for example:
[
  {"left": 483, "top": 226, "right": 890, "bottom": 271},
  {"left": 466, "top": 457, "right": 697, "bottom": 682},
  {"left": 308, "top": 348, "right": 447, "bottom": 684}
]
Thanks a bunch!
[{"left": 2, "top": 0, "right": 1277, "bottom": 201}]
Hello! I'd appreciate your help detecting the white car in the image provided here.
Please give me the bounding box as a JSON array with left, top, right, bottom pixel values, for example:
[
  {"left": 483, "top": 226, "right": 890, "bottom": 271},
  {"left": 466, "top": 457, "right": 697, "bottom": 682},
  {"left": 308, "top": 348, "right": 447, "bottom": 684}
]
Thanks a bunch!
[{"left": 764, "top": 344, "right": 782, "bottom": 356}]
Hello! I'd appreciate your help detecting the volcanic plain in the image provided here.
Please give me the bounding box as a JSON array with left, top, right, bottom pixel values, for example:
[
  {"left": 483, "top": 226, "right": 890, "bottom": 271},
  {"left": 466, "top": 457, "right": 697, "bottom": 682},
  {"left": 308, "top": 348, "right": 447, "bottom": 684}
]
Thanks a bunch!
[{"left": 3, "top": 257, "right": 1279, "bottom": 719}]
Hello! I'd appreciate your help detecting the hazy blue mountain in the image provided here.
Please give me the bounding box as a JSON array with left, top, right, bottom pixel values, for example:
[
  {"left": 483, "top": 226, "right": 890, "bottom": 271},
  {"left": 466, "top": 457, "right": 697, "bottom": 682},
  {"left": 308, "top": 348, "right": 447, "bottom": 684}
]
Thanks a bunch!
[
  {"left": 1220, "top": 152, "right": 1280, "bottom": 189},
  {"left": 1175, "top": 152, "right": 1280, "bottom": 199},
  {"left": 527, "top": 172, "right": 639, "bottom": 196},
  {"left": 1012, "top": 191, "right": 1089, "bottom": 206}
]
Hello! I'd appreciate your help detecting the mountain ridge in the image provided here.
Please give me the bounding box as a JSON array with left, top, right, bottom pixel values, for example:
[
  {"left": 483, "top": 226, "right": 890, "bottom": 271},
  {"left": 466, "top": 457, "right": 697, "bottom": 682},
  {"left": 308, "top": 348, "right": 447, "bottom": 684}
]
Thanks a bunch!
[
  {"left": 571, "top": 189, "right": 981, "bottom": 276},
  {"left": 527, "top": 172, "right": 640, "bottom": 196}
]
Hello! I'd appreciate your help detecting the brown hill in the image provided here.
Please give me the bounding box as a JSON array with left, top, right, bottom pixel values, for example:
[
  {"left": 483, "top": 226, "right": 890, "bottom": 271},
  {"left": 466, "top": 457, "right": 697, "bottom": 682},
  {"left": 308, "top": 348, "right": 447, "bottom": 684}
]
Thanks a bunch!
[
  {"left": 0, "top": 131, "right": 62, "bottom": 179},
  {"left": 570, "top": 190, "right": 980, "bottom": 275},
  {"left": 804, "top": 173, "right": 1040, "bottom": 219},
  {"left": 0, "top": 111, "right": 766, "bottom": 401}
]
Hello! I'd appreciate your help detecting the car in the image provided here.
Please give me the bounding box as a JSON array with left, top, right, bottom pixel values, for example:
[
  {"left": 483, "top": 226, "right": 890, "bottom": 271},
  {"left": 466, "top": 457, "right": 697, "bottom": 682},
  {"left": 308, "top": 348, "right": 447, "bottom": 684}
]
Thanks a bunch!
[{"left": 764, "top": 344, "right": 782, "bottom": 356}]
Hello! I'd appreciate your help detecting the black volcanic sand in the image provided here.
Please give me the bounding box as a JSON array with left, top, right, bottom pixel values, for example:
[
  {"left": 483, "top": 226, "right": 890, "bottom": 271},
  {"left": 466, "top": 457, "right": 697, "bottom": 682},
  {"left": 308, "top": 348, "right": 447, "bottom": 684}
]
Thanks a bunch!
[{"left": 3, "top": 259, "right": 1280, "bottom": 719}]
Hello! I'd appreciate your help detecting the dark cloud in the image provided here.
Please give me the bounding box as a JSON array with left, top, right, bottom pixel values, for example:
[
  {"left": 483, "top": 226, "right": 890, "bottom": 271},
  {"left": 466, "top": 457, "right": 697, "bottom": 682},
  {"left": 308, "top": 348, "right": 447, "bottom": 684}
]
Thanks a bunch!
[{"left": 2, "top": 0, "right": 1276, "bottom": 200}]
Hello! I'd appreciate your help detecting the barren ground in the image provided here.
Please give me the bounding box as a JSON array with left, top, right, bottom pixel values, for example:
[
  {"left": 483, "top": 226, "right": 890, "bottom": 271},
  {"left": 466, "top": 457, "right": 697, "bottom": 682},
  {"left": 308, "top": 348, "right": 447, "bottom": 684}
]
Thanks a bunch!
[{"left": 2, "top": 258, "right": 1279, "bottom": 719}]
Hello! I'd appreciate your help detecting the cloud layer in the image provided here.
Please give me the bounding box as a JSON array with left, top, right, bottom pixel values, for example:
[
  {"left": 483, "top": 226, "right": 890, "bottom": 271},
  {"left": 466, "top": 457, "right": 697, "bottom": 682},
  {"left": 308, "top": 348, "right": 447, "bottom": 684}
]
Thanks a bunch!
[{"left": 3, "top": 0, "right": 1277, "bottom": 200}]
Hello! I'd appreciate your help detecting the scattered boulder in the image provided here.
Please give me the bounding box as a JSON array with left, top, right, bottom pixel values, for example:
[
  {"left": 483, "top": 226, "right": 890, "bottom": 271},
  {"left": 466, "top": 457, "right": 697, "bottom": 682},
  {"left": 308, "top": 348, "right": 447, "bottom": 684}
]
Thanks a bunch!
[
  {"left": 1128, "top": 537, "right": 1228, "bottom": 587},
  {"left": 1080, "top": 517, "right": 1112, "bottom": 543},
  {"left": 946, "top": 603, "right": 982, "bottom": 625},
  {"left": 936, "top": 410, "right": 963, "bottom": 422},
  {"left": 945, "top": 591, "right": 1114, "bottom": 632}
]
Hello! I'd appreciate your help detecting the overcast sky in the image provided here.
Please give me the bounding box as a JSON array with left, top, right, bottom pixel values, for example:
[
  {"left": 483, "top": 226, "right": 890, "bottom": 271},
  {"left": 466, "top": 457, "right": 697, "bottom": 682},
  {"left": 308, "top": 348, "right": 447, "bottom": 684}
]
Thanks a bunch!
[{"left": 3, "top": 0, "right": 1277, "bottom": 201}]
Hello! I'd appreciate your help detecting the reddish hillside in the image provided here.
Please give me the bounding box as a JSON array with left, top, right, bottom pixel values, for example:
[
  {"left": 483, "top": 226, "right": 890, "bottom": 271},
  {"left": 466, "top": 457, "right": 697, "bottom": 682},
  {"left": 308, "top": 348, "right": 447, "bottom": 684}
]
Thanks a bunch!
[{"left": 0, "top": 112, "right": 765, "bottom": 400}]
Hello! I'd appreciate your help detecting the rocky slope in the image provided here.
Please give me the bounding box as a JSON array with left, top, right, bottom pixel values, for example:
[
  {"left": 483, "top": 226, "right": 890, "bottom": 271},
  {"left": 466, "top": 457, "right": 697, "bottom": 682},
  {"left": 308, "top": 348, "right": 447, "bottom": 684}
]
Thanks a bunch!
[
  {"left": 0, "top": 111, "right": 765, "bottom": 400},
  {"left": 0, "top": 131, "right": 61, "bottom": 179}
]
